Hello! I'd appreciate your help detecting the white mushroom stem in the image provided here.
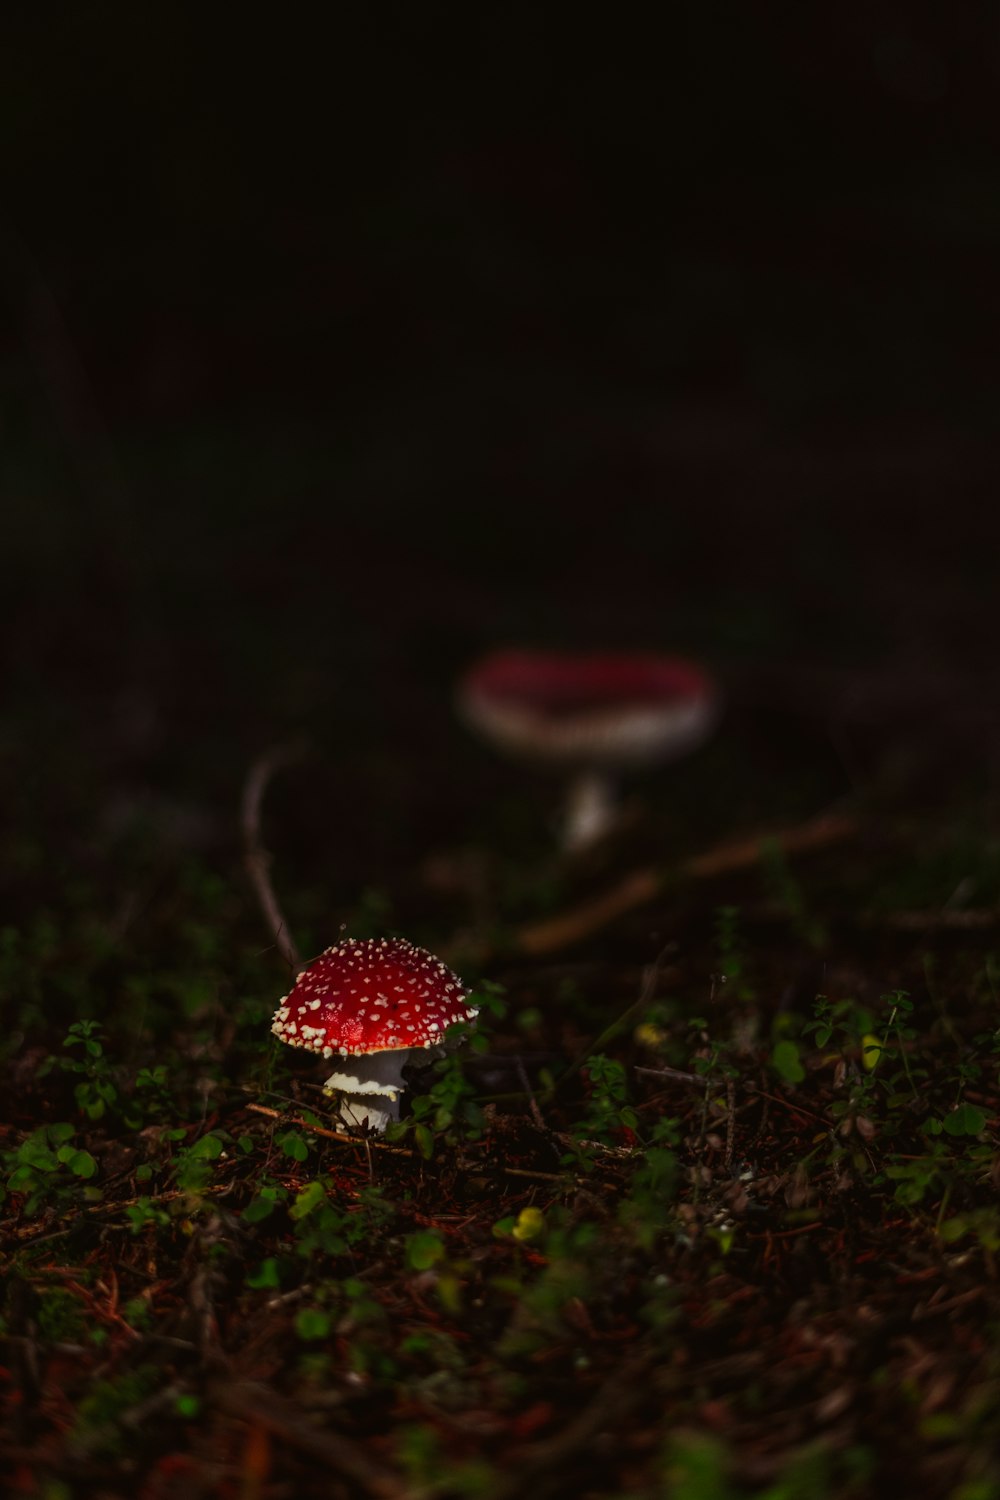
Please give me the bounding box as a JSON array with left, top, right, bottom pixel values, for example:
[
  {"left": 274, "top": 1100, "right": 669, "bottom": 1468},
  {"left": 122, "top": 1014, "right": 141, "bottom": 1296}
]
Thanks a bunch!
[
  {"left": 562, "top": 769, "right": 619, "bottom": 852},
  {"left": 333, "top": 1094, "right": 398, "bottom": 1134},
  {"left": 322, "top": 1045, "right": 437, "bottom": 1134}
]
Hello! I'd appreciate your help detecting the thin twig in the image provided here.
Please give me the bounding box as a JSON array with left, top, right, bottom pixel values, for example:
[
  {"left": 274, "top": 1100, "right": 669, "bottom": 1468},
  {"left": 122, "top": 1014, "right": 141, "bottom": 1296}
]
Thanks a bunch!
[
  {"left": 515, "top": 1054, "right": 548, "bottom": 1132},
  {"left": 751, "top": 1078, "right": 771, "bottom": 1147},
  {"left": 501, "top": 1167, "right": 570, "bottom": 1183},
  {"left": 874, "top": 908, "right": 1000, "bottom": 932},
  {"left": 911, "top": 1287, "right": 985, "bottom": 1321},
  {"left": 748, "top": 1222, "right": 824, "bottom": 1241},
  {"left": 745, "top": 1086, "right": 828, "bottom": 1124},
  {"left": 725, "top": 1076, "right": 737, "bottom": 1169},
  {"left": 635, "top": 1064, "right": 723, "bottom": 1090},
  {"left": 241, "top": 742, "right": 308, "bottom": 972}
]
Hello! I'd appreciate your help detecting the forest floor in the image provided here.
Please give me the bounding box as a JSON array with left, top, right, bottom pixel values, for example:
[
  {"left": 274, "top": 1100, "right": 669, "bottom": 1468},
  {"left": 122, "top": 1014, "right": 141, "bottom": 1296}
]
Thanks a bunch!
[{"left": 4, "top": 689, "right": 1000, "bottom": 1500}]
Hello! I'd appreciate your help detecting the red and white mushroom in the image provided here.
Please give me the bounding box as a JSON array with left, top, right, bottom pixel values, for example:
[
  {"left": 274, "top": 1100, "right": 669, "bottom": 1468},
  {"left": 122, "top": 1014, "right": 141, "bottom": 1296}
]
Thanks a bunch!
[
  {"left": 457, "top": 650, "right": 720, "bottom": 851},
  {"left": 271, "top": 937, "right": 477, "bottom": 1132}
]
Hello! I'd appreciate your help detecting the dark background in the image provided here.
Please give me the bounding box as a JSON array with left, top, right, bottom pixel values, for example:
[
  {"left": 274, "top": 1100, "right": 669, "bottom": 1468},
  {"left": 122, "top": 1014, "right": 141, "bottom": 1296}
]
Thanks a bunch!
[{"left": 3, "top": 8, "right": 999, "bottom": 925}]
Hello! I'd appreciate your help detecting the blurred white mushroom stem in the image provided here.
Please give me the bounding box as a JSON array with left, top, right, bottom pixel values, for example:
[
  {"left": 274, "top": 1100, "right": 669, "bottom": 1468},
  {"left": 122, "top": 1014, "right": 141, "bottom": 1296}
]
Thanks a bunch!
[
  {"left": 241, "top": 741, "right": 310, "bottom": 973},
  {"left": 563, "top": 768, "right": 619, "bottom": 851}
]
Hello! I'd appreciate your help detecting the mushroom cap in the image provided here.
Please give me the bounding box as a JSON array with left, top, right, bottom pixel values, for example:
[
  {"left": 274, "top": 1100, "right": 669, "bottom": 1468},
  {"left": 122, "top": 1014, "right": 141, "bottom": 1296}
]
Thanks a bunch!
[
  {"left": 271, "top": 937, "right": 476, "bottom": 1059},
  {"left": 457, "top": 650, "right": 719, "bottom": 768}
]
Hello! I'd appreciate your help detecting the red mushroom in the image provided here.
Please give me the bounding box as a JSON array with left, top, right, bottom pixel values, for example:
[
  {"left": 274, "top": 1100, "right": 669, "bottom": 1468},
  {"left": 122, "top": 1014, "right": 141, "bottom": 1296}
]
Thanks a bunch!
[
  {"left": 270, "top": 937, "right": 477, "bottom": 1132},
  {"left": 457, "top": 650, "right": 720, "bottom": 851}
]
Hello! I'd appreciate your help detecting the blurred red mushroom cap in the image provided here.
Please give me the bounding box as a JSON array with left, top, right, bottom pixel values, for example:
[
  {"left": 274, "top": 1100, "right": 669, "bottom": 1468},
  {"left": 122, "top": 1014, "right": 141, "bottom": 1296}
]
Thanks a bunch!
[{"left": 457, "top": 650, "right": 719, "bottom": 766}]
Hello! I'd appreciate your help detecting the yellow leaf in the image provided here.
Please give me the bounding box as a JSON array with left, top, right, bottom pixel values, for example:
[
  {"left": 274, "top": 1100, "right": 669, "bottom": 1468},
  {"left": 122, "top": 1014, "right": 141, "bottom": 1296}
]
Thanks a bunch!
[{"left": 512, "top": 1207, "right": 546, "bottom": 1242}]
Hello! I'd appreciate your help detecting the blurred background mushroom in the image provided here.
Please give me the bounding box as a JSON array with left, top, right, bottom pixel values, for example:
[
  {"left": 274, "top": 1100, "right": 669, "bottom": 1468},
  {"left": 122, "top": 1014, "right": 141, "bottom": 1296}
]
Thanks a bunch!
[{"left": 456, "top": 650, "right": 720, "bottom": 852}]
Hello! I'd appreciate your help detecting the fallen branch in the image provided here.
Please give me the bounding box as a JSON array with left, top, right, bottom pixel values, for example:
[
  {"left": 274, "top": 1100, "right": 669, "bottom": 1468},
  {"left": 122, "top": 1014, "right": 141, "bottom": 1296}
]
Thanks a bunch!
[
  {"left": 635, "top": 1064, "right": 724, "bottom": 1090},
  {"left": 242, "top": 1100, "right": 413, "bottom": 1155},
  {"left": 241, "top": 742, "right": 308, "bottom": 972},
  {"left": 242, "top": 1102, "right": 622, "bottom": 1182},
  {"left": 0, "top": 1182, "right": 237, "bottom": 1245},
  {"left": 514, "top": 808, "right": 857, "bottom": 955},
  {"left": 873, "top": 907, "right": 1000, "bottom": 932}
]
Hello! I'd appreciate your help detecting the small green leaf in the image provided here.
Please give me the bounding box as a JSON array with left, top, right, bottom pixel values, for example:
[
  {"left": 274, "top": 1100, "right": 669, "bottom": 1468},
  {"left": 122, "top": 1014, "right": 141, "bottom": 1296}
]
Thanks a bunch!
[
  {"left": 290, "top": 1180, "right": 326, "bottom": 1220},
  {"left": 406, "top": 1231, "right": 445, "bottom": 1271},
  {"left": 436, "top": 1272, "right": 462, "bottom": 1315},
  {"left": 295, "top": 1307, "right": 331, "bottom": 1341},
  {"left": 69, "top": 1150, "right": 97, "bottom": 1179},
  {"left": 124, "top": 1197, "right": 168, "bottom": 1232},
  {"left": 175, "top": 1160, "right": 211, "bottom": 1192},
  {"left": 189, "top": 1134, "right": 224, "bottom": 1160},
  {"left": 943, "top": 1104, "right": 987, "bottom": 1137},
  {"left": 243, "top": 1195, "right": 277, "bottom": 1223},
  {"left": 279, "top": 1132, "right": 309, "bottom": 1162},
  {"left": 21, "top": 1143, "right": 58, "bottom": 1171},
  {"left": 771, "top": 1040, "right": 805, "bottom": 1084},
  {"left": 414, "top": 1124, "right": 434, "bottom": 1160},
  {"left": 246, "top": 1258, "right": 281, "bottom": 1289},
  {"left": 7, "top": 1166, "right": 39, "bottom": 1192}
]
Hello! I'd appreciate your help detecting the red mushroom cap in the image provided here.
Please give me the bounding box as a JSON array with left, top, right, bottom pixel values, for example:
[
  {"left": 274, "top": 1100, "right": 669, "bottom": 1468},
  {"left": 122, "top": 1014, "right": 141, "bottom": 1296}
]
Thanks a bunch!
[
  {"left": 457, "top": 650, "right": 719, "bottom": 767},
  {"left": 271, "top": 937, "right": 476, "bottom": 1059}
]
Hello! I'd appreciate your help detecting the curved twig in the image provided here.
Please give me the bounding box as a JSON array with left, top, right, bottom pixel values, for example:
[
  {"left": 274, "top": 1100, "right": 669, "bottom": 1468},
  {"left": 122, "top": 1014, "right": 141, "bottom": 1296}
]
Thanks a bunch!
[{"left": 241, "top": 742, "right": 308, "bottom": 972}]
